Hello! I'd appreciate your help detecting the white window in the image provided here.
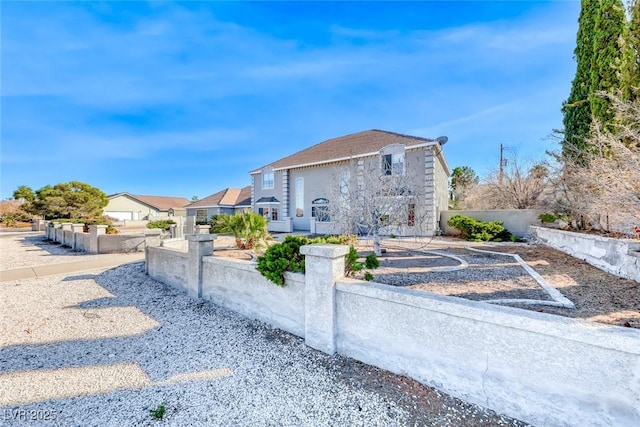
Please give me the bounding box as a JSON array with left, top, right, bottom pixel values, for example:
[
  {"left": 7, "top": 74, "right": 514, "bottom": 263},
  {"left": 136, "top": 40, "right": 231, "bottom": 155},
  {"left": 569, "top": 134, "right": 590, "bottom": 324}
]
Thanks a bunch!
[
  {"left": 258, "top": 206, "right": 278, "bottom": 220},
  {"left": 295, "top": 177, "right": 304, "bottom": 217},
  {"left": 339, "top": 170, "right": 350, "bottom": 197},
  {"left": 262, "top": 170, "right": 274, "bottom": 189},
  {"left": 196, "top": 209, "right": 208, "bottom": 224},
  {"left": 383, "top": 153, "right": 404, "bottom": 176},
  {"left": 312, "top": 198, "right": 330, "bottom": 222}
]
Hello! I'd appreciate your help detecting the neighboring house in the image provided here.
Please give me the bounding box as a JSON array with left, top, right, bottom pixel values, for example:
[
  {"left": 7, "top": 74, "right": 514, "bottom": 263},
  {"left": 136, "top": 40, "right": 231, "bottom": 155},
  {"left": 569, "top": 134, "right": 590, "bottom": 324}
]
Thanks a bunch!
[
  {"left": 105, "top": 193, "right": 191, "bottom": 220},
  {"left": 250, "top": 129, "right": 450, "bottom": 236},
  {"left": 185, "top": 186, "right": 252, "bottom": 223}
]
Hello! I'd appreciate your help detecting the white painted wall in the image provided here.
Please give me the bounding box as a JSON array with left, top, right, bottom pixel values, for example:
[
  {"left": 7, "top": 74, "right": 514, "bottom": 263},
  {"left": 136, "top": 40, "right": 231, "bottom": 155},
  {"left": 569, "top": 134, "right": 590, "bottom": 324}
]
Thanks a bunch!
[
  {"left": 335, "top": 280, "right": 640, "bottom": 427},
  {"left": 146, "top": 246, "right": 188, "bottom": 291},
  {"left": 532, "top": 226, "right": 640, "bottom": 282},
  {"left": 201, "top": 257, "right": 305, "bottom": 336},
  {"left": 145, "top": 242, "right": 640, "bottom": 427}
]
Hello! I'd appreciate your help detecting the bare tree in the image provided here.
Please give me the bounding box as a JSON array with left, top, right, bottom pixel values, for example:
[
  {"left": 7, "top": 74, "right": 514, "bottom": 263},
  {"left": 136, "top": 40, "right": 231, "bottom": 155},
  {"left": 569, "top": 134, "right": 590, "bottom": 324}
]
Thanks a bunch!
[
  {"left": 327, "top": 151, "right": 433, "bottom": 256},
  {"left": 465, "top": 156, "right": 551, "bottom": 210},
  {"left": 549, "top": 94, "right": 640, "bottom": 234}
]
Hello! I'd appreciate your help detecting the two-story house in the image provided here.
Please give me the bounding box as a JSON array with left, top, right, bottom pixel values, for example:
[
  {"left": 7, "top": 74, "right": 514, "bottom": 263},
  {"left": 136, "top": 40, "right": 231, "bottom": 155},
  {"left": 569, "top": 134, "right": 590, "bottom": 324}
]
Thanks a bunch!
[{"left": 250, "top": 129, "right": 450, "bottom": 237}]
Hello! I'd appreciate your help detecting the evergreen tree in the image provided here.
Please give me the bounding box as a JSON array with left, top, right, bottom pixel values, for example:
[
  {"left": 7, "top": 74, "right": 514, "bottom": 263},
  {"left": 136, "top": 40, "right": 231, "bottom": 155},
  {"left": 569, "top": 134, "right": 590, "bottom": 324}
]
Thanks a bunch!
[
  {"left": 589, "top": 0, "right": 626, "bottom": 131},
  {"left": 562, "top": 0, "right": 599, "bottom": 156},
  {"left": 627, "top": 0, "right": 640, "bottom": 100}
]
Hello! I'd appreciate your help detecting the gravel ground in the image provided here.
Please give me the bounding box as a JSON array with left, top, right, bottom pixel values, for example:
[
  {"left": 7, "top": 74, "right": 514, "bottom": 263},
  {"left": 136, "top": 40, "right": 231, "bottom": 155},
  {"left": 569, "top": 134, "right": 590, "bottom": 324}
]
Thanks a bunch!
[
  {"left": 356, "top": 237, "right": 640, "bottom": 329},
  {"left": 0, "top": 234, "right": 101, "bottom": 269},
  {"left": 0, "top": 234, "right": 529, "bottom": 426},
  {"left": 372, "top": 248, "right": 552, "bottom": 302}
]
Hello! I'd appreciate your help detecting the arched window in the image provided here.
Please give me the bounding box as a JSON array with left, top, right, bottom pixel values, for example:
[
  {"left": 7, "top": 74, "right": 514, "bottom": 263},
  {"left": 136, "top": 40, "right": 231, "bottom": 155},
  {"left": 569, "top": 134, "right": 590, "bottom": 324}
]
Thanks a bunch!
[{"left": 311, "top": 198, "right": 330, "bottom": 222}]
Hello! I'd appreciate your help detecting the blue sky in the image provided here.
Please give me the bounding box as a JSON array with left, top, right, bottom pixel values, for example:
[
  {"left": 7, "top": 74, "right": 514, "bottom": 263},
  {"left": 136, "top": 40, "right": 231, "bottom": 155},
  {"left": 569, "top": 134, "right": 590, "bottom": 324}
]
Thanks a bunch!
[{"left": 1, "top": 0, "right": 579, "bottom": 200}]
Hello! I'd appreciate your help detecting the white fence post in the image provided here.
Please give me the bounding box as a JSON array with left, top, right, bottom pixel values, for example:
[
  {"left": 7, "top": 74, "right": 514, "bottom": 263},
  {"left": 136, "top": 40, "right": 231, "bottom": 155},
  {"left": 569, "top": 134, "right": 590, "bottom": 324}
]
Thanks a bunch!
[
  {"left": 88, "top": 225, "right": 107, "bottom": 254},
  {"left": 300, "top": 244, "right": 350, "bottom": 354},
  {"left": 71, "top": 224, "right": 84, "bottom": 250}
]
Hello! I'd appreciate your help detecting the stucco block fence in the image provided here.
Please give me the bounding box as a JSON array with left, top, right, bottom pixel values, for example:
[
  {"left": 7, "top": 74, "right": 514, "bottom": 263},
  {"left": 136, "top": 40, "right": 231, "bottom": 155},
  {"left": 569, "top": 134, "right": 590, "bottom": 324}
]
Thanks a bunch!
[
  {"left": 531, "top": 226, "right": 640, "bottom": 283},
  {"left": 44, "top": 221, "right": 161, "bottom": 254},
  {"left": 146, "top": 235, "right": 640, "bottom": 427}
]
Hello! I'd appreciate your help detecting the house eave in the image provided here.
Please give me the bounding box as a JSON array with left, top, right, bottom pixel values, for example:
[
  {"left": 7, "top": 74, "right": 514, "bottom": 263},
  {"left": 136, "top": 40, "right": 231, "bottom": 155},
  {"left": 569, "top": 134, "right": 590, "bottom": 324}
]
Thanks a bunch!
[{"left": 250, "top": 141, "right": 439, "bottom": 174}]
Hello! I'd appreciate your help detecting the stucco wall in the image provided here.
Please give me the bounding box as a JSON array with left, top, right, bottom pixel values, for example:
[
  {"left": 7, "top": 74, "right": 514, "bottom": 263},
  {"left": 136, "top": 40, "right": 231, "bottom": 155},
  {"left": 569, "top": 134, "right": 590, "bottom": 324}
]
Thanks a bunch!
[
  {"left": 441, "top": 209, "right": 542, "bottom": 238},
  {"left": 146, "top": 246, "right": 188, "bottom": 291},
  {"left": 335, "top": 280, "right": 640, "bottom": 427},
  {"left": 145, "top": 241, "right": 640, "bottom": 427},
  {"left": 201, "top": 257, "right": 305, "bottom": 336},
  {"left": 62, "top": 230, "right": 74, "bottom": 247},
  {"left": 532, "top": 226, "right": 640, "bottom": 282},
  {"left": 161, "top": 238, "right": 188, "bottom": 251},
  {"left": 75, "top": 233, "right": 90, "bottom": 252},
  {"left": 98, "top": 234, "right": 147, "bottom": 253},
  {"left": 268, "top": 218, "right": 293, "bottom": 233},
  {"left": 55, "top": 228, "right": 64, "bottom": 243}
]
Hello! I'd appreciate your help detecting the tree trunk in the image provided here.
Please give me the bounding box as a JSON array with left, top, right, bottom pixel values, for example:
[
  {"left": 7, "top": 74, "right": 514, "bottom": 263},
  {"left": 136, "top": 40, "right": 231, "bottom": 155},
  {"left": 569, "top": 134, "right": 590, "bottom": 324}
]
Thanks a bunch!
[{"left": 373, "top": 229, "right": 382, "bottom": 256}]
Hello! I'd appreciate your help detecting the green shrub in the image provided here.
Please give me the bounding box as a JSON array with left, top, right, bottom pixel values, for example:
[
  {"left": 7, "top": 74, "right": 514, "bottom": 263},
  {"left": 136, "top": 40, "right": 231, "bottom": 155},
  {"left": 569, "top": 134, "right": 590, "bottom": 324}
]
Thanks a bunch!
[
  {"left": 256, "top": 235, "right": 308, "bottom": 286},
  {"left": 365, "top": 253, "right": 380, "bottom": 269},
  {"left": 447, "top": 215, "right": 513, "bottom": 242},
  {"left": 256, "top": 234, "right": 369, "bottom": 286},
  {"left": 345, "top": 246, "right": 364, "bottom": 277},
  {"left": 147, "top": 219, "right": 176, "bottom": 230},
  {"left": 364, "top": 272, "right": 374, "bottom": 281},
  {"left": 149, "top": 404, "right": 166, "bottom": 420},
  {"left": 538, "top": 212, "right": 558, "bottom": 223}
]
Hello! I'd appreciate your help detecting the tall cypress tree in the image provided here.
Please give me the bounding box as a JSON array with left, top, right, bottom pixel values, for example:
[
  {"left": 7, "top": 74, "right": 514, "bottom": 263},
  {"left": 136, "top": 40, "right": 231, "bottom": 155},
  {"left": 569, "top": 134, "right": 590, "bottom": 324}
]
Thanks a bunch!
[
  {"left": 562, "top": 0, "right": 599, "bottom": 156},
  {"left": 627, "top": 0, "right": 640, "bottom": 100},
  {"left": 589, "top": 0, "right": 626, "bottom": 131}
]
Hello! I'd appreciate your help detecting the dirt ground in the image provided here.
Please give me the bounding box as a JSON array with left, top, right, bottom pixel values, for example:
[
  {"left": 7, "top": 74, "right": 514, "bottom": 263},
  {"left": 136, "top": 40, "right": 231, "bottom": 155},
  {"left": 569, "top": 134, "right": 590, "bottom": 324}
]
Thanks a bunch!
[{"left": 215, "top": 236, "right": 640, "bottom": 329}]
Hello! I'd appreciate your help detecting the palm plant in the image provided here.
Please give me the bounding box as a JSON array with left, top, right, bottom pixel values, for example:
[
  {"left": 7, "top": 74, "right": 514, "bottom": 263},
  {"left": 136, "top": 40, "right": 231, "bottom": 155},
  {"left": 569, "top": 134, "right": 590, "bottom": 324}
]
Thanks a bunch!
[{"left": 211, "top": 212, "right": 269, "bottom": 250}]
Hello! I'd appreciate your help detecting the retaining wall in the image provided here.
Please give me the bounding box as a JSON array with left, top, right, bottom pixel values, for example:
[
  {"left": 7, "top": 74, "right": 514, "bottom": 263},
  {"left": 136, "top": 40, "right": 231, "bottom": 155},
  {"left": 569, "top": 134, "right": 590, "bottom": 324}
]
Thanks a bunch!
[
  {"left": 531, "top": 226, "right": 640, "bottom": 282},
  {"left": 441, "top": 209, "right": 542, "bottom": 238},
  {"left": 267, "top": 218, "right": 293, "bottom": 233},
  {"left": 44, "top": 221, "right": 161, "bottom": 254},
  {"left": 75, "top": 233, "right": 90, "bottom": 252},
  {"left": 98, "top": 234, "right": 147, "bottom": 253},
  {"left": 335, "top": 280, "right": 639, "bottom": 427},
  {"left": 201, "top": 258, "right": 305, "bottom": 336},
  {"left": 145, "top": 236, "right": 640, "bottom": 427},
  {"left": 145, "top": 246, "right": 188, "bottom": 290}
]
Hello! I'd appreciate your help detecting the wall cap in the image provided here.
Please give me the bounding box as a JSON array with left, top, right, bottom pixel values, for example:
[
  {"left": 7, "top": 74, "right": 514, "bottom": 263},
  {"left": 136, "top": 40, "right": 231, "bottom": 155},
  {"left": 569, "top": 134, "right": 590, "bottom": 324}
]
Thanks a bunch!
[
  {"left": 300, "top": 244, "right": 350, "bottom": 258},
  {"left": 186, "top": 233, "right": 216, "bottom": 242}
]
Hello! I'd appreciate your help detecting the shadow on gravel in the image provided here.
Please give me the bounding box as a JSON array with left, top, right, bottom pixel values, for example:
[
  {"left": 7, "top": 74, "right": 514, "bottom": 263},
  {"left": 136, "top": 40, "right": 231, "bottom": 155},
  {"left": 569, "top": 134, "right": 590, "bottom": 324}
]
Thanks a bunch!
[{"left": 18, "top": 235, "right": 90, "bottom": 257}]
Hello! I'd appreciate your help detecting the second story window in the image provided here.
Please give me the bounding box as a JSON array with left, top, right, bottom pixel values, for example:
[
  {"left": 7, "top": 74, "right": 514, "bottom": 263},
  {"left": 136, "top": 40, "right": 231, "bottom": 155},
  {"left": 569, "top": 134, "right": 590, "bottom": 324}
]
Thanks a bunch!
[
  {"left": 262, "top": 170, "right": 274, "bottom": 189},
  {"left": 383, "top": 153, "right": 405, "bottom": 176}
]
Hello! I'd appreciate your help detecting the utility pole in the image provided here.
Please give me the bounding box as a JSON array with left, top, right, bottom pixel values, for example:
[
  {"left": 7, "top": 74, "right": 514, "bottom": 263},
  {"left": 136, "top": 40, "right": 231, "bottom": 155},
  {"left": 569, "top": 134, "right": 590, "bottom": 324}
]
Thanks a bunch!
[{"left": 499, "top": 143, "right": 508, "bottom": 185}]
